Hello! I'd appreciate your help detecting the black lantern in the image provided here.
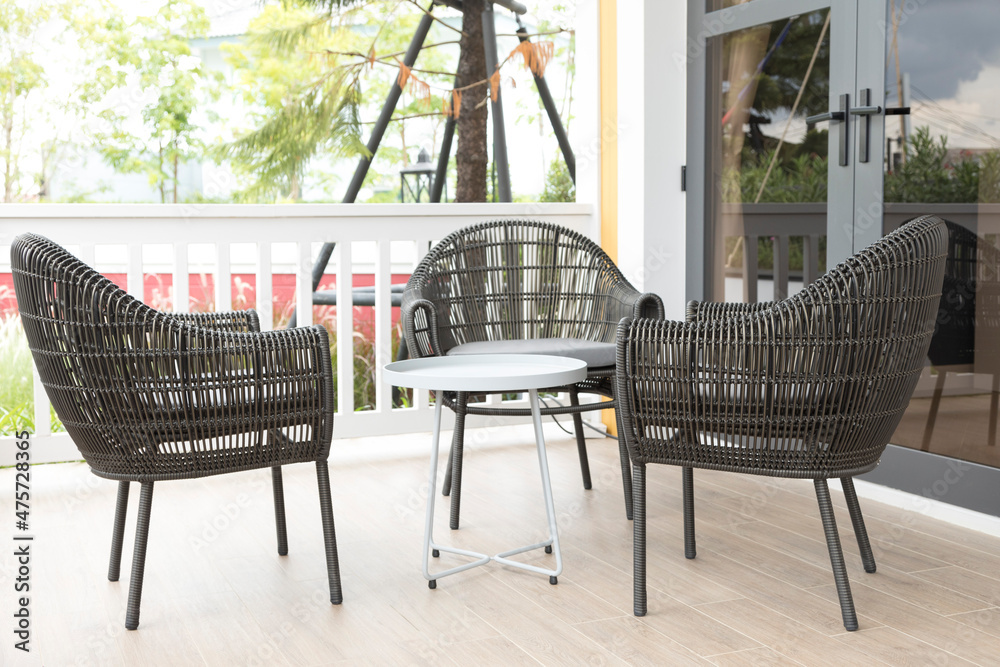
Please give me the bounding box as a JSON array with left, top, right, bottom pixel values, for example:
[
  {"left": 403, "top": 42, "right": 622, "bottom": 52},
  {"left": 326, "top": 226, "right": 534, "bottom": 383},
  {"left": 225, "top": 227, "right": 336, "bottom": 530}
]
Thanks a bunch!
[{"left": 399, "top": 148, "right": 436, "bottom": 202}]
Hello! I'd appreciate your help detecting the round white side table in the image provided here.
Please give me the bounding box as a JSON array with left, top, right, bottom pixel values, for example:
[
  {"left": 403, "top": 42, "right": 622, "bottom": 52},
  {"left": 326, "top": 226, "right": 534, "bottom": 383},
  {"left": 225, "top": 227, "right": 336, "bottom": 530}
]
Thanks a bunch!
[{"left": 384, "top": 354, "right": 587, "bottom": 588}]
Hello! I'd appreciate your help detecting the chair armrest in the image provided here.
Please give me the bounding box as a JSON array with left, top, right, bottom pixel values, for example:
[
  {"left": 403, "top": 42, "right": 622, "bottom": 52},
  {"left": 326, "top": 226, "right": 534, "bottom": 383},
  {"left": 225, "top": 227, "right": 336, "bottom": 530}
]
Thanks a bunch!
[
  {"left": 171, "top": 310, "right": 261, "bottom": 333},
  {"left": 632, "top": 292, "right": 666, "bottom": 320},
  {"left": 685, "top": 300, "right": 775, "bottom": 323},
  {"left": 401, "top": 295, "right": 442, "bottom": 359}
]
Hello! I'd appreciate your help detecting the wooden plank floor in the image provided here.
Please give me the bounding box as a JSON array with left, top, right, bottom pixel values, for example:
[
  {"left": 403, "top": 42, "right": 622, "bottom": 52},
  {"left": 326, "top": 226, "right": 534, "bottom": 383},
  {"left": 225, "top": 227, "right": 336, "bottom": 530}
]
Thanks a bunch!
[{"left": 4, "top": 424, "right": 1000, "bottom": 666}]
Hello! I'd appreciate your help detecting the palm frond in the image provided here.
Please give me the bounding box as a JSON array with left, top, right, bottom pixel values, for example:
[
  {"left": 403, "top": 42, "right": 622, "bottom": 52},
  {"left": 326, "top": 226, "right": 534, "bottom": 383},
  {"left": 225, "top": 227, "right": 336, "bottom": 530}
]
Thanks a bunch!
[{"left": 217, "top": 71, "right": 367, "bottom": 199}]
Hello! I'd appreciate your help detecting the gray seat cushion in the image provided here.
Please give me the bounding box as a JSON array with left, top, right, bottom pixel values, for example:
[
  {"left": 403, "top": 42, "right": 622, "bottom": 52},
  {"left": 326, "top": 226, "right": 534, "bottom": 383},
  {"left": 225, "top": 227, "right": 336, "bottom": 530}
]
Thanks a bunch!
[{"left": 446, "top": 337, "right": 615, "bottom": 369}]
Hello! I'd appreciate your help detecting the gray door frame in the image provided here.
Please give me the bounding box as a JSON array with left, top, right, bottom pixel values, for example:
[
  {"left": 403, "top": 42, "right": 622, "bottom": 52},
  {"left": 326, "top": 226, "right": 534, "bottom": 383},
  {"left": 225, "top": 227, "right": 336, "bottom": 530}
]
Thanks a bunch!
[{"left": 686, "top": 0, "right": 888, "bottom": 301}]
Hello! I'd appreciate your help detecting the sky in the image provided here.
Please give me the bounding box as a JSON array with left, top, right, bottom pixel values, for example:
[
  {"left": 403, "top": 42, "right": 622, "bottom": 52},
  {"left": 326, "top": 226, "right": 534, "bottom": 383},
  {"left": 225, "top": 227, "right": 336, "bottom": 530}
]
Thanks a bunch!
[{"left": 887, "top": 0, "right": 1000, "bottom": 150}]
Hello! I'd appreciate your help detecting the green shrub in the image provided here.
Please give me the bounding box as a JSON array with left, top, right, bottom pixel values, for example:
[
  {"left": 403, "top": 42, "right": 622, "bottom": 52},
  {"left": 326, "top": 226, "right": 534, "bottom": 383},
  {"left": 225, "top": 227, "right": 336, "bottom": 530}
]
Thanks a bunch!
[{"left": 0, "top": 316, "right": 63, "bottom": 436}]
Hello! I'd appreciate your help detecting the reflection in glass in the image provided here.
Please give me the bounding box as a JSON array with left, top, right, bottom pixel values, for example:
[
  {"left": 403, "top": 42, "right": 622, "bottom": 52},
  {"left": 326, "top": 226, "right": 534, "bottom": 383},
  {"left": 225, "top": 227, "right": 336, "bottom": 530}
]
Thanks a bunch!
[
  {"left": 884, "top": 0, "right": 1000, "bottom": 470},
  {"left": 706, "top": 11, "right": 830, "bottom": 303}
]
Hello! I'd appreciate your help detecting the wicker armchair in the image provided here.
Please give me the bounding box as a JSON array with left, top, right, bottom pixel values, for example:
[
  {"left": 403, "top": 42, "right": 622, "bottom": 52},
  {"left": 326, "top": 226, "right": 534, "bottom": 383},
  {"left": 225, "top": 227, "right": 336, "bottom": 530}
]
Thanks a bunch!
[
  {"left": 402, "top": 219, "right": 664, "bottom": 529},
  {"left": 11, "top": 234, "right": 341, "bottom": 630},
  {"left": 615, "top": 215, "right": 947, "bottom": 631}
]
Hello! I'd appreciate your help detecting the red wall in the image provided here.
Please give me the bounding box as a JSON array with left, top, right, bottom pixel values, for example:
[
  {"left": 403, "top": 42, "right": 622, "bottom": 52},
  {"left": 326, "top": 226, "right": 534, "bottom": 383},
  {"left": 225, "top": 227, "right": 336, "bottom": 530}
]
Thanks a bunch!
[{"left": 0, "top": 273, "right": 410, "bottom": 332}]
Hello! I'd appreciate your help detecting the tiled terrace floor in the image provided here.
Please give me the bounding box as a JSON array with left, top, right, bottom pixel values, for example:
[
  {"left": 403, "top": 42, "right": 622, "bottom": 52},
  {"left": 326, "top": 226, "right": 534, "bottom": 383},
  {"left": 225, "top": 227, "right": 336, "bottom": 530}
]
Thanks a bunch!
[{"left": 3, "top": 424, "right": 1000, "bottom": 666}]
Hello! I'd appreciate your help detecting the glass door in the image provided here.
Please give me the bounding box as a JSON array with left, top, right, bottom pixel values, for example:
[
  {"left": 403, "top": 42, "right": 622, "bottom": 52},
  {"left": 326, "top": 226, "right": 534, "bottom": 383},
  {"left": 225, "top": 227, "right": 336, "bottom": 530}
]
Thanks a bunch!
[
  {"left": 687, "top": 0, "right": 888, "bottom": 302},
  {"left": 878, "top": 0, "right": 1000, "bottom": 495}
]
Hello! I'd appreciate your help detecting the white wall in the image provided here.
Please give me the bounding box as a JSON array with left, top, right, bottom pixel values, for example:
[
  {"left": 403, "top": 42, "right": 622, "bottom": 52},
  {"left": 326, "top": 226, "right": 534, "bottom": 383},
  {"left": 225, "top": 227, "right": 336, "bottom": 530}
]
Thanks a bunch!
[
  {"left": 616, "top": 1, "right": 688, "bottom": 319},
  {"left": 575, "top": 0, "right": 602, "bottom": 241}
]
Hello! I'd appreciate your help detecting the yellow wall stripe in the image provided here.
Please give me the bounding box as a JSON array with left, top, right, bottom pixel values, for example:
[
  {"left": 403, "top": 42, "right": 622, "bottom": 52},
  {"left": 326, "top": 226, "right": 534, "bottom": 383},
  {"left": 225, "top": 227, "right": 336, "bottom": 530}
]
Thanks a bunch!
[{"left": 600, "top": 0, "right": 618, "bottom": 434}]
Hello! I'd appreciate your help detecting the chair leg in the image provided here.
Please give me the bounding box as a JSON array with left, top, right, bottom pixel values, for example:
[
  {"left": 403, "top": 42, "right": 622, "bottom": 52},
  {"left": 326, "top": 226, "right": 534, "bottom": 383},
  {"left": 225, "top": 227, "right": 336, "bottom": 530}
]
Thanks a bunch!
[
  {"left": 633, "top": 463, "right": 647, "bottom": 616},
  {"left": 441, "top": 393, "right": 467, "bottom": 497},
  {"left": 108, "top": 481, "right": 130, "bottom": 582},
  {"left": 841, "top": 477, "right": 876, "bottom": 573},
  {"left": 814, "top": 479, "right": 858, "bottom": 631},
  {"left": 315, "top": 461, "right": 343, "bottom": 605},
  {"left": 125, "top": 482, "right": 154, "bottom": 631},
  {"left": 448, "top": 392, "right": 468, "bottom": 530},
  {"left": 442, "top": 445, "right": 453, "bottom": 497},
  {"left": 569, "top": 389, "right": 593, "bottom": 490},
  {"left": 615, "top": 406, "right": 634, "bottom": 521},
  {"left": 922, "top": 369, "right": 947, "bottom": 451},
  {"left": 272, "top": 466, "right": 288, "bottom": 556},
  {"left": 683, "top": 467, "right": 696, "bottom": 559}
]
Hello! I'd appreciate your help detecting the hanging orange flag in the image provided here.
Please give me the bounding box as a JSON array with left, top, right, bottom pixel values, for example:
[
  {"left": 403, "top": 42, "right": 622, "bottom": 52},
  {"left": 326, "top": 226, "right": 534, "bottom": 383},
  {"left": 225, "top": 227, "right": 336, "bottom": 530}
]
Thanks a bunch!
[
  {"left": 489, "top": 68, "right": 501, "bottom": 102},
  {"left": 397, "top": 62, "right": 411, "bottom": 89},
  {"left": 509, "top": 40, "right": 554, "bottom": 77}
]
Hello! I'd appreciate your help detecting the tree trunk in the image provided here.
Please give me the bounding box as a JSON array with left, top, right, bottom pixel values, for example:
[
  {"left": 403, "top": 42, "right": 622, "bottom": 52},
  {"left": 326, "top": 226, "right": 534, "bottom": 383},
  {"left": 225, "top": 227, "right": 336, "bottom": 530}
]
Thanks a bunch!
[
  {"left": 454, "top": 0, "right": 488, "bottom": 203},
  {"left": 172, "top": 149, "right": 179, "bottom": 204}
]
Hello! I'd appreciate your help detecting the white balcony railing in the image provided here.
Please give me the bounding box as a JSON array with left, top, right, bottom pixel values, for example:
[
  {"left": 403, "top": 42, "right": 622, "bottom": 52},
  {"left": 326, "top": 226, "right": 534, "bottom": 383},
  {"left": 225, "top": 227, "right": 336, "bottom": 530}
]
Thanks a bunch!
[{"left": 0, "top": 202, "right": 596, "bottom": 465}]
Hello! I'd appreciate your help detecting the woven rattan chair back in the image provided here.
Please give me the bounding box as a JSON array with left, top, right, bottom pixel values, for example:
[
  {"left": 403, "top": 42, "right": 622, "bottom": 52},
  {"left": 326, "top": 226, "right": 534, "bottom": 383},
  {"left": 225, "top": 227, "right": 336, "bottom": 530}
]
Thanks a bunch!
[
  {"left": 12, "top": 234, "right": 332, "bottom": 481},
  {"left": 616, "top": 215, "right": 948, "bottom": 632},
  {"left": 401, "top": 219, "right": 664, "bottom": 530},
  {"left": 11, "top": 233, "right": 341, "bottom": 629},
  {"left": 404, "top": 219, "right": 647, "bottom": 355},
  {"left": 623, "top": 214, "right": 948, "bottom": 479}
]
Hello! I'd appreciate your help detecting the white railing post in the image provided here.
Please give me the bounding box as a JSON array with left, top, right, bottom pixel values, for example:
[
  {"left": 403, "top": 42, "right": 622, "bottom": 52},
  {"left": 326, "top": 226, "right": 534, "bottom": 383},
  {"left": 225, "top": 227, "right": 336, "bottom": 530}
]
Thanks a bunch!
[
  {"left": 296, "top": 241, "right": 313, "bottom": 327},
  {"left": 32, "top": 364, "right": 51, "bottom": 437},
  {"left": 375, "top": 240, "right": 391, "bottom": 413},
  {"left": 335, "top": 241, "right": 354, "bottom": 414},
  {"left": 215, "top": 243, "right": 232, "bottom": 313},
  {"left": 414, "top": 238, "right": 429, "bottom": 411},
  {"left": 127, "top": 243, "right": 143, "bottom": 301},
  {"left": 173, "top": 243, "right": 189, "bottom": 313},
  {"left": 79, "top": 244, "right": 95, "bottom": 267},
  {"left": 256, "top": 242, "right": 272, "bottom": 331}
]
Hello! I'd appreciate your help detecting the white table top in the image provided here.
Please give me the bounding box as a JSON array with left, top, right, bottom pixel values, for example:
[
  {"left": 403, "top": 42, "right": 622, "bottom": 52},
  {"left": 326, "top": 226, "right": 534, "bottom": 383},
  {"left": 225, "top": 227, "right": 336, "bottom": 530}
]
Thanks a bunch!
[{"left": 384, "top": 354, "right": 588, "bottom": 392}]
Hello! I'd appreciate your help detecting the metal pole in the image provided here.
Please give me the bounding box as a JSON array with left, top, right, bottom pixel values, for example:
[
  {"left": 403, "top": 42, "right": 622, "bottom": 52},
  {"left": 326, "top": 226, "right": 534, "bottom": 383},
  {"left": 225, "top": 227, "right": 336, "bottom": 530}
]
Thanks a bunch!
[
  {"left": 431, "top": 117, "right": 455, "bottom": 202},
  {"left": 289, "top": 5, "right": 436, "bottom": 328},
  {"left": 482, "top": 3, "right": 512, "bottom": 202},
  {"left": 516, "top": 22, "right": 575, "bottom": 183},
  {"left": 492, "top": 0, "right": 527, "bottom": 15}
]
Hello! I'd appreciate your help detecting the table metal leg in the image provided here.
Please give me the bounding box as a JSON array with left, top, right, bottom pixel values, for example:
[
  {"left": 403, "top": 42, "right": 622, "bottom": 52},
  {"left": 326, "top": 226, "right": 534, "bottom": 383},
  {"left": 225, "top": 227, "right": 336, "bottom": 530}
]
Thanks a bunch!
[
  {"left": 423, "top": 388, "right": 562, "bottom": 587},
  {"left": 493, "top": 389, "right": 562, "bottom": 583},
  {"left": 423, "top": 398, "right": 490, "bottom": 588}
]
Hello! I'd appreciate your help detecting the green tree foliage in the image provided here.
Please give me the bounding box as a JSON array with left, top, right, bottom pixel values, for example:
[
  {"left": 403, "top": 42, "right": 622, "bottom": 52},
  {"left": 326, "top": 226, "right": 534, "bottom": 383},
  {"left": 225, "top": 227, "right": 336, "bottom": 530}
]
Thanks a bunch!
[
  {"left": 239, "top": 0, "right": 494, "bottom": 203},
  {"left": 728, "top": 150, "right": 828, "bottom": 203},
  {"left": 216, "top": 4, "right": 367, "bottom": 202},
  {"left": 884, "top": 127, "right": 983, "bottom": 204},
  {"left": 93, "top": 0, "right": 218, "bottom": 203},
  {"left": 539, "top": 156, "right": 574, "bottom": 202},
  {"left": 732, "top": 126, "right": 999, "bottom": 206},
  {"left": 0, "top": 2, "right": 49, "bottom": 202},
  {"left": 219, "top": 1, "right": 461, "bottom": 202},
  {"left": 746, "top": 11, "right": 830, "bottom": 121}
]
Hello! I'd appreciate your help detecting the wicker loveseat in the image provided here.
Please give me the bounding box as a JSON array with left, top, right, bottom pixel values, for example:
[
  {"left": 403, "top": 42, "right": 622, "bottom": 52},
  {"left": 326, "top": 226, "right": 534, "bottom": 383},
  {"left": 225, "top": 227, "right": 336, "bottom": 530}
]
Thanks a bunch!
[
  {"left": 614, "top": 215, "right": 947, "bottom": 631},
  {"left": 401, "top": 219, "right": 664, "bottom": 529},
  {"left": 11, "top": 234, "right": 342, "bottom": 630}
]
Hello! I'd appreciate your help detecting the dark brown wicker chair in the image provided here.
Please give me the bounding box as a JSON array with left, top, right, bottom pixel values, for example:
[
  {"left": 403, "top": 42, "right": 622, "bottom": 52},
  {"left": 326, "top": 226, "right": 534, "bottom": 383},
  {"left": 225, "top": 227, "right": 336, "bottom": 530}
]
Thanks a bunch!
[
  {"left": 614, "top": 215, "right": 947, "bottom": 631},
  {"left": 401, "top": 219, "right": 664, "bottom": 529},
  {"left": 11, "top": 234, "right": 341, "bottom": 630}
]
